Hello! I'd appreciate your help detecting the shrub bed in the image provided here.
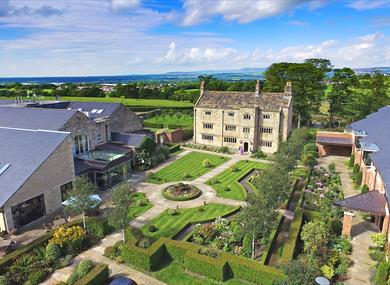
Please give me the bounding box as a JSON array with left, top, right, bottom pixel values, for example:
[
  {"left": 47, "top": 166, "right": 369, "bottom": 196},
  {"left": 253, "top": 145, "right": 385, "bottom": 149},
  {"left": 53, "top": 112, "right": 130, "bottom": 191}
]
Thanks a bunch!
[
  {"left": 162, "top": 183, "right": 201, "bottom": 201},
  {"left": 165, "top": 143, "right": 181, "bottom": 153}
]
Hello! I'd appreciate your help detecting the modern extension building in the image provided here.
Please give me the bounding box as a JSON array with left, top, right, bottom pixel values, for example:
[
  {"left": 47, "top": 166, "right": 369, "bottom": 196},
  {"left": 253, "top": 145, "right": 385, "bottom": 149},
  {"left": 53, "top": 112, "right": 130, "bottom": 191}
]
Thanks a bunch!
[
  {"left": 0, "top": 127, "right": 74, "bottom": 232},
  {"left": 318, "top": 106, "right": 390, "bottom": 239},
  {"left": 0, "top": 101, "right": 145, "bottom": 231},
  {"left": 193, "top": 81, "right": 293, "bottom": 153}
]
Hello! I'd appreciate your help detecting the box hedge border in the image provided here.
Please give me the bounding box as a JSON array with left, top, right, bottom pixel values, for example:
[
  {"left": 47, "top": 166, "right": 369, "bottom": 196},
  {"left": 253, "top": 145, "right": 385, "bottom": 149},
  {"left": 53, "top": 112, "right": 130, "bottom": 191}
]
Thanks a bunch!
[
  {"left": 73, "top": 263, "right": 109, "bottom": 285},
  {"left": 280, "top": 207, "right": 304, "bottom": 265},
  {"left": 122, "top": 237, "right": 286, "bottom": 284},
  {"left": 260, "top": 213, "right": 284, "bottom": 265}
]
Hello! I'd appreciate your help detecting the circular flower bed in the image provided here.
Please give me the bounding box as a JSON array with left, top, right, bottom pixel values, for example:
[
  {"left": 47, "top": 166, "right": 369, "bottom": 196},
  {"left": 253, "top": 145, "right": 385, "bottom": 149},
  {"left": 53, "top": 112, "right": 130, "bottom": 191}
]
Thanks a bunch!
[{"left": 162, "top": 183, "right": 202, "bottom": 201}]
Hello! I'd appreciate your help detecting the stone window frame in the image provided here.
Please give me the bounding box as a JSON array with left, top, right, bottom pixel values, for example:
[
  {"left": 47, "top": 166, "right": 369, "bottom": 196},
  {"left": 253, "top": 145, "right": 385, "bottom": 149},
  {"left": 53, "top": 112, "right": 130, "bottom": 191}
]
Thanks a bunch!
[
  {"left": 227, "top": 112, "right": 235, "bottom": 117},
  {"left": 243, "top": 114, "right": 251, "bottom": 120},
  {"left": 260, "top": 127, "right": 273, "bottom": 134},
  {"left": 243, "top": 127, "right": 250, "bottom": 133},
  {"left": 202, "top": 134, "right": 214, "bottom": 141},
  {"left": 203, "top": 123, "right": 213, "bottom": 129},
  {"left": 263, "top": 114, "right": 271, "bottom": 119},
  {"left": 225, "top": 125, "right": 237, "bottom": 131},
  {"left": 224, "top": 137, "right": 237, "bottom": 143},
  {"left": 204, "top": 111, "right": 212, "bottom": 116},
  {"left": 260, "top": 140, "right": 273, "bottom": 147}
]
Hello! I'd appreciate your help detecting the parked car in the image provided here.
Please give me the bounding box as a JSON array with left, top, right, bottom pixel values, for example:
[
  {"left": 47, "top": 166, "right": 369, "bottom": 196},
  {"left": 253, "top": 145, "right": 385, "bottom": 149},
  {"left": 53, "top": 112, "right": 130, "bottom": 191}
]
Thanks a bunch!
[{"left": 108, "top": 276, "right": 137, "bottom": 285}]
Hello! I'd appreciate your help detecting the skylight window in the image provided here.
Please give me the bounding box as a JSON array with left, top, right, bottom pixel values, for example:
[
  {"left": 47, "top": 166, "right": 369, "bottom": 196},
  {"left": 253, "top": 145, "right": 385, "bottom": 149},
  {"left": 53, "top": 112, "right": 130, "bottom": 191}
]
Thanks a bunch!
[
  {"left": 96, "top": 109, "right": 104, "bottom": 114},
  {"left": 90, "top": 109, "right": 98, "bottom": 113},
  {"left": 0, "top": 163, "right": 11, "bottom": 176}
]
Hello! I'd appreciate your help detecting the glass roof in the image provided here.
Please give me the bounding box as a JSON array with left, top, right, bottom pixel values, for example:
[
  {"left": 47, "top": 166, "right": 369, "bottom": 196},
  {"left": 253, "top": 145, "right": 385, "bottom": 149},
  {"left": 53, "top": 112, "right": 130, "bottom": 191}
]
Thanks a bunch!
[{"left": 77, "top": 150, "right": 125, "bottom": 162}]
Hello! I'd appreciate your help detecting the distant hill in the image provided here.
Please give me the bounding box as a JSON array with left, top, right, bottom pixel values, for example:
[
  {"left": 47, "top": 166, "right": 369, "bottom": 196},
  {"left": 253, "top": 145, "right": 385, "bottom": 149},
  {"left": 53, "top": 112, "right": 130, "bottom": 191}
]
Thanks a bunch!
[{"left": 0, "top": 67, "right": 387, "bottom": 84}]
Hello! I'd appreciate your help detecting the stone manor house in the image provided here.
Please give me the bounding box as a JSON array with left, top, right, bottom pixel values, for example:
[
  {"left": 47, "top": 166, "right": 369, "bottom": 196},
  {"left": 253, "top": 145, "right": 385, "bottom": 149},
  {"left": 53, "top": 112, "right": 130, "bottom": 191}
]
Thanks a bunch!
[
  {"left": 0, "top": 100, "right": 147, "bottom": 232},
  {"left": 194, "top": 80, "right": 293, "bottom": 153}
]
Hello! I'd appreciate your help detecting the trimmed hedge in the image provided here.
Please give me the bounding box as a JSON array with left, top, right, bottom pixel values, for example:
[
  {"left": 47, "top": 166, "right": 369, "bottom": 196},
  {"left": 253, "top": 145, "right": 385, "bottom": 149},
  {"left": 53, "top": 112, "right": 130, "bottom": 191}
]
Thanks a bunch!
[
  {"left": 167, "top": 123, "right": 190, "bottom": 129},
  {"left": 182, "top": 127, "right": 194, "bottom": 141},
  {"left": 122, "top": 237, "right": 285, "bottom": 284},
  {"left": 165, "top": 143, "right": 180, "bottom": 153},
  {"left": 280, "top": 207, "right": 304, "bottom": 265},
  {"left": 73, "top": 263, "right": 109, "bottom": 285},
  {"left": 260, "top": 214, "right": 284, "bottom": 265}
]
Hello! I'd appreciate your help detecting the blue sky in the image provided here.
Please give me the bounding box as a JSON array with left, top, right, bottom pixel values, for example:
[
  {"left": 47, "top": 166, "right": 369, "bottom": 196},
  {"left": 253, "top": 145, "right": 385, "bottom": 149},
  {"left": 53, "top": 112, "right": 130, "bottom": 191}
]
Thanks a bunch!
[{"left": 0, "top": 0, "right": 389, "bottom": 76}]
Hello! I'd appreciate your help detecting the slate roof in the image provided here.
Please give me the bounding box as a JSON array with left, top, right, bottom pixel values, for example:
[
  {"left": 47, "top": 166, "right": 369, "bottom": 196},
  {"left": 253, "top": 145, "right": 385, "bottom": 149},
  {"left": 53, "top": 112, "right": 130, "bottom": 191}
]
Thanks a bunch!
[
  {"left": 334, "top": 190, "right": 387, "bottom": 215},
  {"left": 0, "top": 106, "right": 77, "bottom": 130},
  {"left": 111, "top": 132, "right": 147, "bottom": 147},
  {"left": 66, "top": 101, "right": 121, "bottom": 119},
  {"left": 349, "top": 106, "right": 390, "bottom": 203},
  {"left": 0, "top": 127, "right": 69, "bottom": 207},
  {"left": 316, "top": 132, "right": 353, "bottom": 146},
  {"left": 0, "top": 100, "right": 15, "bottom": 106},
  {"left": 195, "top": 91, "right": 291, "bottom": 111}
]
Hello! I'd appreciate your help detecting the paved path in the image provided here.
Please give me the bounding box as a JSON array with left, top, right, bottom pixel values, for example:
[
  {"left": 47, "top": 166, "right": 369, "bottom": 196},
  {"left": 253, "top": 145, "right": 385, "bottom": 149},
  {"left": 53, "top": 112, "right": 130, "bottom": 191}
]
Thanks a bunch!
[
  {"left": 41, "top": 232, "right": 166, "bottom": 285},
  {"left": 318, "top": 156, "right": 377, "bottom": 285}
]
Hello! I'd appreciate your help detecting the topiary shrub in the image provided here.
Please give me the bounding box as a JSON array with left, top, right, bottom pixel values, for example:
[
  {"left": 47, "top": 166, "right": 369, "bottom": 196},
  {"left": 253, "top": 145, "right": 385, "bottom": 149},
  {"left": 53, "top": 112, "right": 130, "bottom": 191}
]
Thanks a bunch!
[
  {"left": 148, "top": 225, "right": 158, "bottom": 232},
  {"left": 374, "top": 261, "right": 389, "bottom": 285},
  {"left": 168, "top": 208, "right": 179, "bottom": 216},
  {"left": 45, "top": 243, "right": 61, "bottom": 263},
  {"left": 0, "top": 276, "right": 7, "bottom": 285},
  {"left": 138, "top": 237, "right": 153, "bottom": 249},
  {"left": 224, "top": 186, "right": 231, "bottom": 192},
  {"left": 104, "top": 246, "right": 116, "bottom": 259},
  {"left": 27, "top": 270, "right": 46, "bottom": 285},
  {"left": 78, "top": 260, "right": 94, "bottom": 278},
  {"left": 355, "top": 171, "right": 363, "bottom": 186},
  {"left": 349, "top": 154, "right": 355, "bottom": 167},
  {"left": 229, "top": 165, "right": 239, "bottom": 172},
  {"left": 353, "top": 163, "right": 360, "bottom": 174},
  {"left": 361, "top": 184, "right": 369, "bottom": 194},
  {"left": 203, "top": 159, "right": 211, "bottom": 168},
  {"left": 182, "top": 172, "right": 191, "bottom": 179}
]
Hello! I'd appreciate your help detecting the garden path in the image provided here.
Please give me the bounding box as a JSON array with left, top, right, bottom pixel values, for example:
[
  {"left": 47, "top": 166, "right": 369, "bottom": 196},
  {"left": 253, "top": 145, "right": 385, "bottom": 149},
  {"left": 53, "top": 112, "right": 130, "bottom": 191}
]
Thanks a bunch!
[
  {"left": 41, "top": 232, "right": 166, "bottom": 285},
  {"left": 318, "top": 156, "right": 377, "bottom": 285}
]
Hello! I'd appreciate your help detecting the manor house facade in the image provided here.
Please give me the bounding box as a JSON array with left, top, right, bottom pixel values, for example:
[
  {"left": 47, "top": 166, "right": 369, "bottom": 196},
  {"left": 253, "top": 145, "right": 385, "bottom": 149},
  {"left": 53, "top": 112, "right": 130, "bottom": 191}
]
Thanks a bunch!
[{"left": 194, "top": 81, "right": 293, "bottom": 153}]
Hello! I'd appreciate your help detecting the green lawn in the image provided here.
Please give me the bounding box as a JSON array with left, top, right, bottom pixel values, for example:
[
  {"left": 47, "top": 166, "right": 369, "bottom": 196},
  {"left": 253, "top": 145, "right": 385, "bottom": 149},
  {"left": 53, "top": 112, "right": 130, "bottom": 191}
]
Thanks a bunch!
[
  {"left": 153, "top": 262, "right": 249, "bottom": 285},
  {"left": 148, "top": 152, "right": 229, "bottom": 184},
  {"left": 207, "top": 160, "right": 267, "bottom": 200},
  {"left": 0, "top": 96, "right": 193, "bottom": 108},
  {"left": 142, "top": 204, "right": 239, "bottom": 239},
  {"left": 128, "top": 192, "right": 152, "bottom": 218},
  {"left": 144, "top": 113, "right": 193, "bottom": 128}
]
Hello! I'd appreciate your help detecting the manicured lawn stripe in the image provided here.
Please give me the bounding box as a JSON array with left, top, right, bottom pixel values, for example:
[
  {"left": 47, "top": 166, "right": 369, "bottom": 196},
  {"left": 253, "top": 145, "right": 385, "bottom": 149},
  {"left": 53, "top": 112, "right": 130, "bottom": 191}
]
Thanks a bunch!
[
  {"left": 149, "top": 152, "right": 229, "bottom": 184},
  {"left": 207, "top": 160, "right": 267, "bottom": 201},
  {"left": 142, "top": 203, "right": 239, "bottom": 239}
]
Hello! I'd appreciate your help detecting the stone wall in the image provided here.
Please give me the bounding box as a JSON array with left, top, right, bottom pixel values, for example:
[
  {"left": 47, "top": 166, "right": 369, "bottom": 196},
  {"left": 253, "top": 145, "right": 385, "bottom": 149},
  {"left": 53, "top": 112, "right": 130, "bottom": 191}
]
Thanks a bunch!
[
  {"left": 194, "top": 106, "right": 287, "bottom": 153},
  {"left": 60, "top": 111, "right": 102, "bottom": 151},
  {"left": 108, "top": 105, "right": 143, "bottom": 133},
  {"left": 3, "top": 136, "right": 75, "bottom": 231}
]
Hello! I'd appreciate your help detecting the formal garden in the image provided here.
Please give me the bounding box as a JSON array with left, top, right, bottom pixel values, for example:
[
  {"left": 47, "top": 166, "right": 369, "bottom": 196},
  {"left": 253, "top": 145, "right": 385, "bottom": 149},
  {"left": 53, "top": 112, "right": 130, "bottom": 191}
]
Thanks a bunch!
[
  {"left": 144, "top": 110, "right": 193, "bottom": 129},
  {"left": 162, "top": 183, "right": 202, "bottom": 201},
  {"left": 147, "top": 151, "right": 229, "bottom": 184},
  {"left": 207, "top": 160, "right": 267, "bottom": 200}
]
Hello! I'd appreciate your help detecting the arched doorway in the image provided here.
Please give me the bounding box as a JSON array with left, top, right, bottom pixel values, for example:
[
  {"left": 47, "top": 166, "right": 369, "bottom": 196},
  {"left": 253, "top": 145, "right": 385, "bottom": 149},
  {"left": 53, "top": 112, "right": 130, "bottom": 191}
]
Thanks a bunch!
[{"left": 243, "top": 142, "right": 249, "bottom": 153}]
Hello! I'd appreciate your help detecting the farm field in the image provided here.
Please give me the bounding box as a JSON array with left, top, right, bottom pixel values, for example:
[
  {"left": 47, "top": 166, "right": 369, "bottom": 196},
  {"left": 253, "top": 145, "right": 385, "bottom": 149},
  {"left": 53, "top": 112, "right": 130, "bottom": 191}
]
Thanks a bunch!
[
  {"left": 144, "top": 113, "right": 193, "bottom": 128},
  {"left": 0, "top": 96, "right": 193, "bottom": 108},
  {"left": 148, "top": 151, "right": 229, "bottom": 184},
  {"left": 207, "top": 160, "right": 267, "bottom": 200},
  {"left": 142, "top": 204, "right": 239, "bottom": 239}
]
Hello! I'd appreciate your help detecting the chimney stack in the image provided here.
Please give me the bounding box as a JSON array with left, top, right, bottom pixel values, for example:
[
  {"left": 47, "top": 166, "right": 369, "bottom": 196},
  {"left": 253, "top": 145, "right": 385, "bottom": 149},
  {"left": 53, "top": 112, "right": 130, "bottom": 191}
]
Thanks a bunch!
[
  {"left": 255, "top": 80, "right": 262, "bottom": 97},
  {"left": 284, "top": 81, "right": 292, "bottom": 95},
  {"left": 200, "top": 80, "right": 206, "bottom": 95}
]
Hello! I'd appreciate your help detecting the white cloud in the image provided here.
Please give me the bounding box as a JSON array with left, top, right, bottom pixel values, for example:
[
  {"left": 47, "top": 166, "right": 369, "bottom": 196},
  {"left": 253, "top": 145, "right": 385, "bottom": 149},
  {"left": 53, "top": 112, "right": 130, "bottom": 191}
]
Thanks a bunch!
[
  {"left": 156, "top": 33, "right": 389, "bottom": 70},
  {"left": 110, "top": 0, "right": 140, "bottom": 11},
  {"left": 181, "top": 0, "right": 309, "bottom": 26},
  {"left": 347, "top": 0, "right": 390, "bottom": 10},
  {"left": 287, "top": 20, "right": 308, "bottom": 26}
]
